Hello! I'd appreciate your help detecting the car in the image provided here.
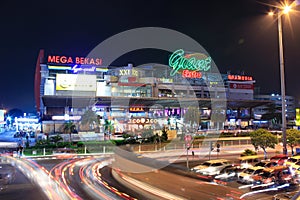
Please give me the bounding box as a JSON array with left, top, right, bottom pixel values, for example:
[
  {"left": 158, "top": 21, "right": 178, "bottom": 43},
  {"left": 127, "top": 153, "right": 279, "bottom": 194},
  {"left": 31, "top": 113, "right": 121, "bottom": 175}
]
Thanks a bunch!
[
  {"left": 191, "top": 159, "right": 231, "bottom": 176},
  {"left": 284, "top": 155, "right": 300, "bottom": 167},
  {"left": 0, "top": 164, "right": 16, "bottom": 185},
  {"left": 53, "top": 148, "right": 76, "bottom": 159},
  {"left": 270, "top": 154, "right": 289, "bottom": 165},
  {"left": 214, "top": 165, "right": 244, "bottom": 182},
  {"left": 0, "top": 151, "right": 13, "bottom": 157},
  {"left": 289, "top": 161, "right": 300, "bottom": 183},
  {"left": 237, "top": 166, "right": 265, "bottom": 184},
  {"left": 13, "top": 132, "right": 21, "bottom": 138},
  {"left": 254, "top": 160, "right": 278, "bottom": 168},
  {"left": 251, "top": 166, "right": 295, "bottom": 190},
  {"left": 273, "top": 191, "right": 299, "bottom": 200},
  {"left": 237, "top": 155, "right": 263, "bottom": 169}
]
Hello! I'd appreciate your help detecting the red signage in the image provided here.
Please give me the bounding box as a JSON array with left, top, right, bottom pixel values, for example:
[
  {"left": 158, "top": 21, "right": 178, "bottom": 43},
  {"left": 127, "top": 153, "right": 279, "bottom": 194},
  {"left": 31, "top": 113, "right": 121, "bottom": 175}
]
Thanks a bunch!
[
  {"left": 129, "top": 107, "right": 144, "bottom": 112},
  {"left": 230, "top": 83, "right": 254, "bottom": 90},
  {"left": 47, "top": 55, "right": 102, "bottom": 66},
  {"left": 184, "top": 134, "right": 193, "bottom": 148},
  {"left": 228, "top": 75, "right": 253, "bottom": 81},
  {"left": 182, "top": 70, "right": 202, "bottom": 78}
]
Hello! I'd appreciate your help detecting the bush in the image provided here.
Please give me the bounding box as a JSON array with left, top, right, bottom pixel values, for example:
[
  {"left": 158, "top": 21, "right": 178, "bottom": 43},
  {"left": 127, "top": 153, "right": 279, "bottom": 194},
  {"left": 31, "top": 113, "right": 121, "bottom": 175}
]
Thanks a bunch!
[
  {"left": 193, "top": 135, "right": 205, "bottom": 139},
  {"left": 241, "top": 149, "right": 257, "bottom": 157}
]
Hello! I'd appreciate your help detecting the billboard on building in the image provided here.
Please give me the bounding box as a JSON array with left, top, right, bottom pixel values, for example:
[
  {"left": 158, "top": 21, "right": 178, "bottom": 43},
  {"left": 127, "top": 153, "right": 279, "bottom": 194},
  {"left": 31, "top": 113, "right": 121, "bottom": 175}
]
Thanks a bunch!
[
  {"left": 229, "top": 83, "right": 254, "bottom": 90},
  {"left": 296, "top": 108, "right": 300, "bottom": 126},
  {"left": 0, "top": 110, "right": 5, "bottom": 122},
  {"left": 96, "top": 82, "right": 111, "bottom": 96},
  {"left": 56, "top": 74, "right": 96, "bottom": 91}
]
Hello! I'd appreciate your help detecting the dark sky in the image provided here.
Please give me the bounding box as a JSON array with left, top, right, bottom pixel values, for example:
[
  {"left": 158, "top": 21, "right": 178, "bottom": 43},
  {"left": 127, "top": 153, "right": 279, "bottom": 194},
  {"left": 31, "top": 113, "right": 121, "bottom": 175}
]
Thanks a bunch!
[{"left": 0, "top": 0, "right": 300, "bottom": 113}]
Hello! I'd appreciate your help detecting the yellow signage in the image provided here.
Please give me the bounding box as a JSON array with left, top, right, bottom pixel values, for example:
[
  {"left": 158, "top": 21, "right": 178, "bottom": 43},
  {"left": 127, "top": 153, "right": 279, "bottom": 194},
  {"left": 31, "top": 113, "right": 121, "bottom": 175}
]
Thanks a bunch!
[
  {"left": 129, "top": 107, "right": 144, "bottom": 112},
  {"left": 56, "top": 74, "right": 96, "bottom": 91},
  {"left": 296, "top": 108, "right": 300, "bottom": 126}
]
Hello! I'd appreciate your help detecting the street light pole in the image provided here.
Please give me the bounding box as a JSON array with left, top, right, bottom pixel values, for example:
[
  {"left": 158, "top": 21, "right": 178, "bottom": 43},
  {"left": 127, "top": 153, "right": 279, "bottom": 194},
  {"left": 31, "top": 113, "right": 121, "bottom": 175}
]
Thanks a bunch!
[{"left": 277, "top": 14, "right": 288, "bottom": 155}]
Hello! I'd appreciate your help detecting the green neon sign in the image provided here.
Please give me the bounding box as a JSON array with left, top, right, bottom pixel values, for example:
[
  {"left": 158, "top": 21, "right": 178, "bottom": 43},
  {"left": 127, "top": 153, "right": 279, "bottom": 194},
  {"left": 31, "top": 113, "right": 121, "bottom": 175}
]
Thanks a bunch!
[{"left": 168, "top": 49, "right": 211, "bottom": 76}]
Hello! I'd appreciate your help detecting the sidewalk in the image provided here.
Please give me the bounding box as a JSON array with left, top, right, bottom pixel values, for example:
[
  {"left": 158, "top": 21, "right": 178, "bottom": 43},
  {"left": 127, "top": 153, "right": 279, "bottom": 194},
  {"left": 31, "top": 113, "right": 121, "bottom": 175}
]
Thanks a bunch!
[{"left": 141, "top": 144, "right": 290, "bottom": 161}]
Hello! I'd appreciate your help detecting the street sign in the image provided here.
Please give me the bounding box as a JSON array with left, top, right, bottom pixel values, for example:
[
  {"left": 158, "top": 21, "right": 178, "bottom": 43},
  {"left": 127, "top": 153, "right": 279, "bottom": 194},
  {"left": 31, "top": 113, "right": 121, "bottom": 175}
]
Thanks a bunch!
[{"left": 184, "top": 134, "right": 192, "bottom": 148}]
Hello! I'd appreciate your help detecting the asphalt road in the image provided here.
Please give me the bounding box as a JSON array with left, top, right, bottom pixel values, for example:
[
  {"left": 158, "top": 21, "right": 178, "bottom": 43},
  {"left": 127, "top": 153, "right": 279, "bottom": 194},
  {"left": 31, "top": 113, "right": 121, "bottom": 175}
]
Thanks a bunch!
[
  {"left": 35, "top": 157, "right": 146, "bottom": 200},
  {"left": 1, "top": 129, "right": 299, "bottom": 200},
  {"left": 0, "top": 163, "right": 48, "bottom": 200}
]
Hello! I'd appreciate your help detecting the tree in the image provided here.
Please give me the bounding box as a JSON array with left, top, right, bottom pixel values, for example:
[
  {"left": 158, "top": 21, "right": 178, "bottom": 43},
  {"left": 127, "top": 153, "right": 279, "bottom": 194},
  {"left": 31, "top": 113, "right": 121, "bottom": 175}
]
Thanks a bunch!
[
  {"left": 261, "top": 103, "right": 281, "bottom": 129},
  {"left": 62, "top": 121, "right": 76, "bottom": 142},
  {"left": 250, "top": 129, "right": 278, "bottom": 159},
  {"left": 104, "top": 119, "right": 114, "bottom": 139},
  {"left": 80, "top": 109, "right": 98, "bottom": 131},
  {"left": 210, "top": 102, "right": 226, "bottom": 130},
  {"left": 183, "top": 106, "right": 200, "bottom": 133},
  {"left": 286, "top": 129, "right": 300, "bottom": 156},
  {"left": 7, "top": 108, "right": 24, "bottom": 119},
  {"left": 161, "top": 127, "right": 168, "bottom": 142},
  {"left": 141, "top": 128, "right": 154, "bottom": 143},
  {"left": 50, "top": 134, "right": 63, "bottom": 147}
]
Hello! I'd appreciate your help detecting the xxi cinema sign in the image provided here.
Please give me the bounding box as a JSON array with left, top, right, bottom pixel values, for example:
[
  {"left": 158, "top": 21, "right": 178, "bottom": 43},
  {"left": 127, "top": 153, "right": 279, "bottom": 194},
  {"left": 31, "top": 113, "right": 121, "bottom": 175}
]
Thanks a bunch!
[{"left": 47, "top": 55, "right": 103, "bottom": 66}]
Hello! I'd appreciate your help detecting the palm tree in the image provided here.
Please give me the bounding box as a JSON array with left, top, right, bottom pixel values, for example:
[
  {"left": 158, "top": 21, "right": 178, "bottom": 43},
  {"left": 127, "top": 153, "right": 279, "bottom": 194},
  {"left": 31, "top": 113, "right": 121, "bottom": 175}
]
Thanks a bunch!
[
  {"left": 104, "top": 119, "right": 114, "bottom": 137},
  {"left": 51, "top": 134, "right": 63, "bottom": 147},
  {"left": 62, "top": 121, "right": 76, "bottom": 142},
  {"left": 183, "top": 106, "right": 201, "bottom": 133},
  {"left": 262, "top": 102, "right": 282, "bottom": 129},
  {"left": 80, "top": 109, "right": 98, "bottom": 131}
]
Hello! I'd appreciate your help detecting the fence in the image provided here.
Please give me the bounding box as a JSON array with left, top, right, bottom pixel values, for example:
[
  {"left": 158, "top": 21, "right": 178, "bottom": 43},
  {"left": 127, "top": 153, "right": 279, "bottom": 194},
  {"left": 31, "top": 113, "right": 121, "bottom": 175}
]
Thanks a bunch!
[{"left": 23, "top": 136, "right": 272, "bottom": 156}]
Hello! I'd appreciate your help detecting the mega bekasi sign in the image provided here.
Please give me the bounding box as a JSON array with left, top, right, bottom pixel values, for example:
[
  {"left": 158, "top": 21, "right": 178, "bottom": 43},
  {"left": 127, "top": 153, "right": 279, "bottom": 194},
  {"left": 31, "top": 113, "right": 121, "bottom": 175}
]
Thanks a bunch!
[
  {"left": 168, "top": 49, "right": 211, "bottom": 78},
  {"left": 48, "top": 55, "right": 103, "bottom": 66}
]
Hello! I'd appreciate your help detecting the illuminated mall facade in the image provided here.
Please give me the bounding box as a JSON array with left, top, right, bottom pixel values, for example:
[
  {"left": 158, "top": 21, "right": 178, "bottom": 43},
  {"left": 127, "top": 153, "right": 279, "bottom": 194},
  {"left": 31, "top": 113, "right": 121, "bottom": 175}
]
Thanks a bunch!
[{"left": 34, "top": 49, "right": 271, "bottom": 135}]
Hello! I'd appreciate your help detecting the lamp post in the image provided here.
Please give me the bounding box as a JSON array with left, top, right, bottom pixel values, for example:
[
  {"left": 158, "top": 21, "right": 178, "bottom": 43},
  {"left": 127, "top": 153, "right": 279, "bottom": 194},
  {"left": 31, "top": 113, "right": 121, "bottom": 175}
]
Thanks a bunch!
[
  {"left": 278, "top": 13, "right": 288, "bottom": 155},
  {"left": 268, "top": 4, "right": 293, "bottom": 155}
]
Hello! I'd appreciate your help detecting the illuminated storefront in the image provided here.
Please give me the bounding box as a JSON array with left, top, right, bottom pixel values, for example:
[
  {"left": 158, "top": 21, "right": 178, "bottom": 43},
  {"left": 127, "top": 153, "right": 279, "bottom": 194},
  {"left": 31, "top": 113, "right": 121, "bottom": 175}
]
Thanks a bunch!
[{"left": 35, "top": 49, "right": 270, "bottom": 135}]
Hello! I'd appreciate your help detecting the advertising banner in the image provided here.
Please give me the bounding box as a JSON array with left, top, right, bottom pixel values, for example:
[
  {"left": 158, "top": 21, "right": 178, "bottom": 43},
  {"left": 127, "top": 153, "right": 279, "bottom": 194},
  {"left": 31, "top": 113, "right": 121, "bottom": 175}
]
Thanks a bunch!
[
  {"left": 56, "top": 74, "right": 96, "bottom": 91},
  {"left": 296, "top": 108, "right": 300, "bottom": 126},
  {"left": 96, "top": 82, "right": 111, "bottom": 96},
  {"left": 229, "top": 83, "right": 253, "bottom": 90},
  {"left": 0, "top": 110, "right": 5, "bottom": 122}
]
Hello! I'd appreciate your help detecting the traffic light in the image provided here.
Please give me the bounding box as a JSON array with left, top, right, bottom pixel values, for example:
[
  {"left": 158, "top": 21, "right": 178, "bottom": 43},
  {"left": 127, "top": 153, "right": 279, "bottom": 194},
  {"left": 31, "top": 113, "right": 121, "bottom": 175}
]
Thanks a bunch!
[
  {"left": 216, "top": 143, "right": 220, "bottom": 153},
  {"left": 210, "top": 141, "right": 214, "bottom": 151}
]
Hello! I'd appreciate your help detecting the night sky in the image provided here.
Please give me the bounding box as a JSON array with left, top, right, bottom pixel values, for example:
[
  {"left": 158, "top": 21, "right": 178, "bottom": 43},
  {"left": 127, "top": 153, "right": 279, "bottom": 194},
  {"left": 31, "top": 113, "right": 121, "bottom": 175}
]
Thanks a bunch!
[{"left": 0, "top": 0, "right": 300, "bottom": 113}]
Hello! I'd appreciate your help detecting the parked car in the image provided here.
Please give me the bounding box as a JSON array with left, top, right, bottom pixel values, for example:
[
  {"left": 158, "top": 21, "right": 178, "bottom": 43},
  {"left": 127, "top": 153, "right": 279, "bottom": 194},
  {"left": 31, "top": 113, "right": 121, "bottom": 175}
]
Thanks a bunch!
[
  {"left": 285, "top": 155, "right": 300, "bottom": 167},
  {"left": 254, "top": 160, "right": 278, "bottom": 168},
  {"left": 13, "top": 132, "right": 20, "bottom": 138},
  {"left": 237, "top": 155, "right": 263, "bottom": 169},
  {"left": 237, "top": 166, "right": 265, "bottom": 184},
  {"left": 251, "top": 166, "right": 295, "bottom": 190},
  {"left": 289, "top": 161, "right": 300, "bottom": 183},
  {"left": 273, "top": 191, "right": 299, "bottom": 200},
  {"left": 214, "top": 165, "right": 244, "bottom": 182},
  {"left": 191, "top": 159, "right": 231, "bottom": 176},
  {"left": 270, "top": 154, "right": 289, "bottom": 165}
]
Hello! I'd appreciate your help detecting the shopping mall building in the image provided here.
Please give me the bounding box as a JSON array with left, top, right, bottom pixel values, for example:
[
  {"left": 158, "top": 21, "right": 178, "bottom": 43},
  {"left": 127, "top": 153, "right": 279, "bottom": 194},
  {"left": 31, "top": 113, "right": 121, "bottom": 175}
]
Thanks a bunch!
[{"left": 34, "top": 49, "right": 271, "bottom": 136}]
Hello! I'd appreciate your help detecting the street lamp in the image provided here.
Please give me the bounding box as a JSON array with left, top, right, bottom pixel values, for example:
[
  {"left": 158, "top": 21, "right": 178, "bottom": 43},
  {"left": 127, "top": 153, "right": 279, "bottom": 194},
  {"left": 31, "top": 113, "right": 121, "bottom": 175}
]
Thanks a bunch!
[{"left": 268, "top": 3, "right": 294, "bottom": 155}]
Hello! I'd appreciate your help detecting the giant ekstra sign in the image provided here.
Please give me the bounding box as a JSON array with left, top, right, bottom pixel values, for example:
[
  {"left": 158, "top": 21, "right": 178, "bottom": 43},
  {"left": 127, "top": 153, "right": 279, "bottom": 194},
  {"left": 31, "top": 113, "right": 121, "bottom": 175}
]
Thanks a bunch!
[{"left": 168, "top": 49, "right": 212, "bottom": 78}]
